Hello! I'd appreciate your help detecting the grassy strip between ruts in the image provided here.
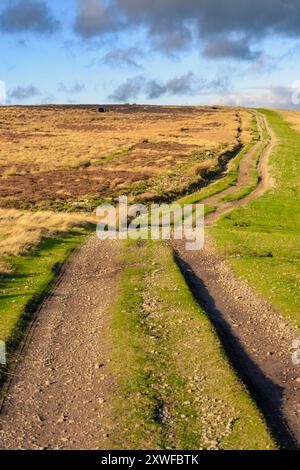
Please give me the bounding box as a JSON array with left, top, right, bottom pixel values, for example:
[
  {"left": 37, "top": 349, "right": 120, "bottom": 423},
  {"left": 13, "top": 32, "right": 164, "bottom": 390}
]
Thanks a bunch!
[
  {"left": 106, "top": 239, "right": 276, "bottom": 450},
  {"left": 211, "top": 110, "right": 300, "bottom": 328},
  {"left": 0, "top": 228, "right": 92, "bottom": 388},
  {"left": 218, "top": 143, "right": 263, "bottom": 203},
  {"left": 219, "top": 117, "right": 269, "bottom": 203}
]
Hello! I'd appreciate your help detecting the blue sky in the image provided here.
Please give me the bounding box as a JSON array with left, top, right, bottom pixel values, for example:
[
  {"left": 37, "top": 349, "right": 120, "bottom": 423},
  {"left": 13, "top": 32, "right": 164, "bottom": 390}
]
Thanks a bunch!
[{"left": 1, "top": 0, "right": 300, "bottom": 107}]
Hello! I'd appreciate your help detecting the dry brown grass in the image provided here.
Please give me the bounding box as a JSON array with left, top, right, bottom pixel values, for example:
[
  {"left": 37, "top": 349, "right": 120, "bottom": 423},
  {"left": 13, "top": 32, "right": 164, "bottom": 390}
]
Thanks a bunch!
[
  {"left": 0, "top": 105, "right": 252, "bottom": 210},
  {"left": 190, "top": 159, "right": 216, "bottom": 177},
  {"left": 2, "top": 166, "right": 26, "bottom": 178},
  {"left": 0, "top": 208, "right": 96, "bottom": 273},
  {"left": 0, "top": 105, "right": 249, "bottom": 171},
  {"left": 277, "top": 109, "right": 300, "bottom": 132}
]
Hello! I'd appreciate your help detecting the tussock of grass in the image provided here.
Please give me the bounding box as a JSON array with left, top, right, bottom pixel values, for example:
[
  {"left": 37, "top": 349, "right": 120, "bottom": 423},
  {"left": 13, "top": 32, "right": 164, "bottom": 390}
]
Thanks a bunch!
[
  {"left": 107, "top": 240, "right": 276, "bottom": 450},
  {"left": 2, "top": 166, "right": 26, "bottom": 178},
  {"left": 212, "top": 110, "right": 300, "bottom": 327},
  {"left": 0, "top": 208, "right": 96, "bottom": 273}
]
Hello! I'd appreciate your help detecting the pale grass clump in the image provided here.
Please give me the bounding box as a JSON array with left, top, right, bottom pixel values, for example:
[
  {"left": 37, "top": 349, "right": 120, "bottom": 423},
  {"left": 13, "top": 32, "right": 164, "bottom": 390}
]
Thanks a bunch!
[
  {"left": 1, "top": 166, "right": 26, "bottom": 178},
  {"left": 0, "top": 259, "right": 12, "bottom": 274},
  {"left": 192, "top": 159, "right": 216, "bottom": 177},
  {"left": 278, "top": 109, "right": 300, "bottom": 132},
  {"left": 0, "top": 209, "right": 96, "bottom": 273}
]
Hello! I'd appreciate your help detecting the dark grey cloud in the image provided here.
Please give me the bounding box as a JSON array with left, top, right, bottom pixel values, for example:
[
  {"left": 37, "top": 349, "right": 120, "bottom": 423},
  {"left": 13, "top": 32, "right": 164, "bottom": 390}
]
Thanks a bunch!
[
  {"left": 109, "top": 76, "right": 145, "bottom": 101},
  {"left": 151, "top": 27, "right": 192, "bottom": 55},
  {"left": 74, "top": 0, "right": 116, "bottom": 38},
  {"left": 57, "top": 81, "right": 86, "bottom": 94},
  {"left": 101, "top": 47, "right": 143, "bottom": 68},
  {"left": 0, "top": 0, "right": 60, "bottom": 34},
  {"left": 109, "top": 72, "right": 228, "bottom": 102},
  {"left": 204, "top": 38, "right": 261, "bottom": 61},
  {"left": 74, "top": 0, "right": 300, "bottom": 59},
  {"left": 145, "top": 72, "right": 200, "bottom": 99},
  {"left": 9, "top": 85, "right": 40, "bottom": 100}
]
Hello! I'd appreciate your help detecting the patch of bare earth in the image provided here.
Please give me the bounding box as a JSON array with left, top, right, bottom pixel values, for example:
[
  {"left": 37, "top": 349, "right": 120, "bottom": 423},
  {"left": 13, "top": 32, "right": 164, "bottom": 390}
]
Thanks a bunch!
[{"left": 0, "top": 237, "right": 121, "bottom": 450}]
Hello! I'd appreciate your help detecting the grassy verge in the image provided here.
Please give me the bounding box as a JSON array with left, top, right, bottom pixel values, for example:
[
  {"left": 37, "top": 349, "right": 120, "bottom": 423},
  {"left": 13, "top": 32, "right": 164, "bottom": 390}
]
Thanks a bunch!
[
  {"left": 211, "top": 110, "right": 300, "bottom": 328},
  {"left": 106, "top": 239, "right": 276, "bottom": 450},
  {"left": 0, "top": 229, "right": 92, "bottom": 387}
]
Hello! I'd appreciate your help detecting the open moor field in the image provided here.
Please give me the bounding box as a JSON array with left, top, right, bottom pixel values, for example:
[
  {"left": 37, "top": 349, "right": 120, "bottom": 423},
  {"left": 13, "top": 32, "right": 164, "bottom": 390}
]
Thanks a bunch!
[{"left": 0, "top": 105, "right": 251, "bottom": 211}]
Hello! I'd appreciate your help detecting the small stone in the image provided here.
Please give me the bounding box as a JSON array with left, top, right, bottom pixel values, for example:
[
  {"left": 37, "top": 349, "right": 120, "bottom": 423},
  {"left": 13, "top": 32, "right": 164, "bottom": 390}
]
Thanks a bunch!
[
  {"left": 37, "top": 414, "right": 46, "bottom": 422},
  {"left": 94, "top": 363, "right": 104, "bottom": 370}
]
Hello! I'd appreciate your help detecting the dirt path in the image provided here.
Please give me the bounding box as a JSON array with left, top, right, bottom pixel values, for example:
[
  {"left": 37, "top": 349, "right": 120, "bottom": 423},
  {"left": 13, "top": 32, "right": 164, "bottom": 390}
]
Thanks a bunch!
[
  {"left": 204, "top": 113, "right": 276, "bottom": 225},
  {"left": 0, "top": 238, "right": 121, "bottom": 450},
  {"left": 174, "top": 112, "right": 300, "bottom": 448},
  {"left": 0, "top": 110, "right": 296, "bottom": 450},
  {"left": 175, "top": 239, "right": 300, "bottom": 448}
]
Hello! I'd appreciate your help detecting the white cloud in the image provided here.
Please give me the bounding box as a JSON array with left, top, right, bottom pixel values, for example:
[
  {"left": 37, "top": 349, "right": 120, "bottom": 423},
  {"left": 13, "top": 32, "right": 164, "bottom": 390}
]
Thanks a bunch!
[
  {"left": 215, "top": 84, "right": 298, "bottom": 109},
  {"left": 0, "top": 80, "right": 6, "bottom": 104}
]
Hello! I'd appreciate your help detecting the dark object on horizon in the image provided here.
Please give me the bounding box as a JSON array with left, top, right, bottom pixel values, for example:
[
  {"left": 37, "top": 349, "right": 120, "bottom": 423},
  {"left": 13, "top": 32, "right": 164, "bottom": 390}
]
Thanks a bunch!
[
  {"left": 97, "top": 107, "right": 107, "bottom": 113},
  {"left": 78, "top": 161, "right": 91, "bottom": 168}
]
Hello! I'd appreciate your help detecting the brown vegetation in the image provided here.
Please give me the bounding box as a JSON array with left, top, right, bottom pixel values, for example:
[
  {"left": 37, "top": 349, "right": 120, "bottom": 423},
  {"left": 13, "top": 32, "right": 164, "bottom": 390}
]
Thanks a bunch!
[
  {"left": 277, "top": 109, "right": 300, "bottom": 132},
  {"left": 0, "top": 208, "right": 96, "bottom": 273},
  {"left": 0, "top": 105, "right": 252, "bottom": 210}
]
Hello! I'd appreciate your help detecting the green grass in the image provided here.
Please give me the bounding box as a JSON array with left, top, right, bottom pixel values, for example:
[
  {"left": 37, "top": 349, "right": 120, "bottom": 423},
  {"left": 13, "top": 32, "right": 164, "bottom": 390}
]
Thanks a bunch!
[
  {"left": 219, "top": 147, "right": 261, "bottom": 203},
  {"left": 211, "top": 110, "right": 300, "bottom": 328},
  {"left": 0, "top": 229, "right": 91, "bottom": 385},
  {"left": 107, "top": 239, "right": 276, "bottom": 450},
  {"left": 219, "top": 127, "right": 269, "bottom": 203}
]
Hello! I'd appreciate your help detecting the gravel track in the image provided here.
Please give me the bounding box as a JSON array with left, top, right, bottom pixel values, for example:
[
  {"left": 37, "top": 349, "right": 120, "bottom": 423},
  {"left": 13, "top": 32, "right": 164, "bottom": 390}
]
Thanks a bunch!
[
  {"left": 0, "top": 238, "right": 121, "bottom": 450},
  {"left": 204, "top": 112, "right": 276, "bottom": 225}
]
